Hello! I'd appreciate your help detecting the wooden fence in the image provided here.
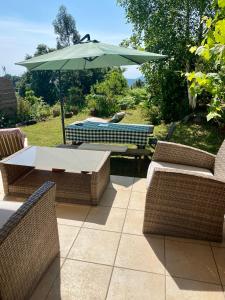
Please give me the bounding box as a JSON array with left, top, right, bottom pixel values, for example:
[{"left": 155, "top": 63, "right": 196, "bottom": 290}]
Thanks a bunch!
[{"left": 0, "top": 77, "right": 17, "bottom": 115}]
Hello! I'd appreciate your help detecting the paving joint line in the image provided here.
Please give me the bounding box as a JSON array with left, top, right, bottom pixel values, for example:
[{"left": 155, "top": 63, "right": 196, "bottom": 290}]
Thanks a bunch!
[{"left": 104, "top": 177, "right": 134, "bottom": 299}]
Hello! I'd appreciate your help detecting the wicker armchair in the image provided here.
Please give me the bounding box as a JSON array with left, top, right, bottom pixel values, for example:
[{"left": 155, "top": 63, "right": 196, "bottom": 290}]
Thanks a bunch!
[
  {"left": 0, "top": 181, "right": 59, "bottom": 300},
  {"left": 143, "top": 140, "right": 225, "bottom": 242},
  {"left": 0, "top": 128, "right": 27, "bottom": 159}
]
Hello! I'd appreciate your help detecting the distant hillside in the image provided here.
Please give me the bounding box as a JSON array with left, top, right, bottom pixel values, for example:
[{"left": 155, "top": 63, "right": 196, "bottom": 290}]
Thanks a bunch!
[{"left": 126, "top": 76, "right": 145, "bottom": 86}]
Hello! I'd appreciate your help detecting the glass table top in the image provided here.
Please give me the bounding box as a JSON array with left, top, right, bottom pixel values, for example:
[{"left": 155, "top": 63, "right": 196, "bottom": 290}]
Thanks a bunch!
[{"left": 2, "top": 146, "right": 110, "bottom": 173}]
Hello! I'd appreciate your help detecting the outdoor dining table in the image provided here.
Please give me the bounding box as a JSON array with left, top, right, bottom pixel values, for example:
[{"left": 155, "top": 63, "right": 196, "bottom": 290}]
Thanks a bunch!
[
  {"left": 0, "top": 146, "right": 110, "bottom": 205},
  {"left": 65, "top": 121, "right": 154, "bottom": 148}
]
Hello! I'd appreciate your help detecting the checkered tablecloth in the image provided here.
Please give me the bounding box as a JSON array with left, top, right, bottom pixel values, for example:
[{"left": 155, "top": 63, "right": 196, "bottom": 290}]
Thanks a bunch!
[{"left": 65, "top": 121, "right": 154, "bottom": 146}]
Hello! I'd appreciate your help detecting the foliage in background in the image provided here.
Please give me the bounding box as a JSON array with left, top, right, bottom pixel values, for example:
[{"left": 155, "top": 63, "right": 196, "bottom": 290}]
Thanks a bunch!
[
  {"left": 117, "top": 87, "right": 149, "bottom": 109},
  {"left": 186, "top": 0, "right": 225, "bottom": 124},
  {"left": 17, "top": 90, "right": 51, "bottom": 121},
  {"left": 53, "top": 5, "right": 80, "bottom": 49},
  {"left": 52, "top": 102, "right": 61, "bottom": 117},
  {"left": 118, "top": 95, "right": 136, "bottom": 109},
  {"left": 17, "top": 44, "right": 57, "bottom": 105},
  {"left": 131, "top": 78, "right": 145, "bottom": 88},
  {"left": 118, "top": 0, "right": 213, "bottom": 122},
  {"left": 86, "top": 68, "right": 128, "bottom": 116},
  {"left": 91, "top": 68, "right": 128, "bottom": 97},
  {"left": 86, "top": 94, "right": 119, "bottom": 117}
]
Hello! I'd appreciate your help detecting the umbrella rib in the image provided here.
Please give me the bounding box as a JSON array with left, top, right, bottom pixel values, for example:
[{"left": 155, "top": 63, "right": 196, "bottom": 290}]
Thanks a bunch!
[
  {"left": 29, "top": 62, "right": 46, "bottom": 71},
  {"left": 59, "top": 59, "right": 71, "bottom": 70},
  {"left": 119, "top": 55, "right": 142, "bottom": 65}
]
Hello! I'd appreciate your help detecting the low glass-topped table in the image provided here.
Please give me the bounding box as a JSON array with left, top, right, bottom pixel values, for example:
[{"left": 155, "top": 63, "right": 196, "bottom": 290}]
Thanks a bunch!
[{"left": 0, "top": 146, "right": 110, "bottom": 205}]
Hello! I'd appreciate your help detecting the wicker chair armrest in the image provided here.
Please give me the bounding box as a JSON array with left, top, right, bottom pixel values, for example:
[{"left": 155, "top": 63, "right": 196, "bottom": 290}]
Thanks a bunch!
[
  {"left": 144, "top": 168, "right": 225, "bottom": 241},
  {"left": 153, "top": 141, "right": 215, "bottom": 170},
  {"left": 0, "top": 181, "right": 60, "bottom": 300},
  {"left": 147, "top": 167, "right": 225, "bottom": 205}
]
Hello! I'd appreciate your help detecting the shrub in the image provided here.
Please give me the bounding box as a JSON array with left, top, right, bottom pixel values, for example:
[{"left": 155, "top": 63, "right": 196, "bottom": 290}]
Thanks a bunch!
[
  {"left": 17, "top": 89, "right": 51, "bottom": 121},
  {"left": 118, "top": 95, "right": 136, "bottom": 109},
  {"left": 0, "top": 111, "right": 17, "bottom": 128},
  {"left": 17, "top": 97, "right": 32, "bottom": 121},
  {"left": 86, "top": 94, "right": 119, "bottom": 117},
  {"left": 148, "top": 105, "right": 162, "bottom": 125},
  {"left": 92, "top": 68, "right": 128, "bottom": 98},
  {"left": 67, "top": 86, "right": 84, "bottom": 108},
  {"left": 70, "top": 106, "right": 79, "bottom": 115},
  {"left": 141, "top": 99, "right": 162, "bottom": 125},
  {"left": 127, "top": 88, "right": 149, "bottom": 104}
]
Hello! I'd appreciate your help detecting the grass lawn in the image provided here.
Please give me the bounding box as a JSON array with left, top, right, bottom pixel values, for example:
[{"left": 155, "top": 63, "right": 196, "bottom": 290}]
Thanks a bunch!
[
  {"left": 22, "top": 107, "right": 225, "bottom": 154},
  {"left": 21, "top": 107, "right": 225, "bottom": 177}
]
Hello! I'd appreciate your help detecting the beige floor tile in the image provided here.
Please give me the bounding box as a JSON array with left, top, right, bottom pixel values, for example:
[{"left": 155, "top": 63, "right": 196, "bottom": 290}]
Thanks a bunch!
[
  {"left": 100, "top": 188, "right": 131, "bottom": 209},
  {"left": 84, "top": 206, "right": 126, "bottom": 232},
  {"left": 211, "top": 222, "right": 225, "bottom": 248},
  {"left": 1, "top": 194, "right": 26, "bottom": 202},
  {"left": 166, "top": 276, "right": 224, "bottom": 300},
  {"left": 58, "top": 225, "right": 80, "bottom": 258},
  {"left": 31, "top": 257, "right": 64, "bottom": 300},
  {"left": 165, "top": 240, "right": 220, "bottom": 284},
  {"left": 123, "top": 210, "right": 144, "bottom": 235},
  {"left": 212, "top": 247, "right": 225, "bottom": 285},
  {"left": 132, "top": 177, "right": 147, "bottom": 192},
  {"left": 108, "top": 175, "right": 134, "bottom": 191},
  {"left": 128, "top": 191, "right": 146, "bottom": 210},
  {"left": 107, "top": 267, "right": 165, "bottom": 300},
  {"left": 115, "top": 234, "right": 165, "bottom": 274},
  {"left": 56, "top": 204, "right": 90, "bottom": 227},
  {"left": 68, "top": 228, "right": 120, "bottom": 265},
  {"left": 47, "top": 259, "right": 112, "bottom": 300}
]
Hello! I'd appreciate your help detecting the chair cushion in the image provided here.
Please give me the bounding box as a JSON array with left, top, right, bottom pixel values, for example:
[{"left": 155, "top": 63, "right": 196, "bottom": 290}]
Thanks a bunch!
[
  {"left": 110, "top": 112, "right": 125, "bottom": 123},
  {"left": 0, "top": 201, "right": 23, "bottom": 229},
  {"left": 147, "top": 161, "right": 213, "bottom": 186}
]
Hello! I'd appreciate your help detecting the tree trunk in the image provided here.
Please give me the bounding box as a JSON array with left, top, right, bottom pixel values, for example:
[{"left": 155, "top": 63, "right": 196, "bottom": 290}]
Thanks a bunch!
[{"left": 185, "top": 0, "right": 196, "bottom": 109}]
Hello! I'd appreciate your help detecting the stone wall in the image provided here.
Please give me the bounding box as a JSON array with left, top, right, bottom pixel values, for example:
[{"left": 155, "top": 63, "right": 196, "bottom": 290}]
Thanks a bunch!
[{"left": 0, "top": 77, "right": 17, "bottom": 115}]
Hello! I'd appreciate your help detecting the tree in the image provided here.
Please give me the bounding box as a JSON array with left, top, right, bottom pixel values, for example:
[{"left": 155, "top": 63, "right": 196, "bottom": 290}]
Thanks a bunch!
[
  {"left": 118, "top": 0, "right": 212, "bottom": 122},
  {"left": 187, "top": 0, "right": 225, "bottom": 124},
  {"left": 18, "top": 44, "right": 57, "bottom": 105},
  {"left": 131, "top": 78, "right": 144, "bottom": 88},
  {"left": 17, "top": 6, "right": 107, "bottom": 106},
  {"left": 91, "top": 68, "right": 128, "bottom": 97},
  {"left": 53, "top": 5, "right": 80, "bottom": 48},
  {"left": 52, "top": 6, "right": 107, "bottom": 100}
]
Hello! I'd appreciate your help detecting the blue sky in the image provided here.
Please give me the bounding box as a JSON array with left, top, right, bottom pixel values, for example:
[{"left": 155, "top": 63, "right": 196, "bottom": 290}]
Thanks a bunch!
[{"left": 0, "top": 0, "right": 141, "bottom": 78}]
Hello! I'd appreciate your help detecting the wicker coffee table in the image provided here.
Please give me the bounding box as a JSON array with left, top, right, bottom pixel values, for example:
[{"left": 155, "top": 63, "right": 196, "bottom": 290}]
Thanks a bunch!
[{"left": 0, "top": 146, "right": 110, "bottom": 205}]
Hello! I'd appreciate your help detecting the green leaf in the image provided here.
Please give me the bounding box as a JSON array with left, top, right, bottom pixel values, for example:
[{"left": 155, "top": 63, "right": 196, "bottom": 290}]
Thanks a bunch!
[
  {"left": 207, "top": 31, "right": 215, "bottom": 48},
  {"left": 196, "top": 46, "right": 211, "bottom": 60},
  {"left": 187, "top": 72, "right": 196, "bottom": 81},
  {"left": 189, "top": 46, "right": 197, "bottom": 53},
  {"left": 207, "top": 111, "right": 221, "bottom": 121},
  {"left": 214, "top": 20, "right": 225, "bottom": 44},
  {"left": 206, "top": 18, "right": 212, "bottom": 28},
  {"left": 218, "top": 0, "right": 225, "bottom": 8}
]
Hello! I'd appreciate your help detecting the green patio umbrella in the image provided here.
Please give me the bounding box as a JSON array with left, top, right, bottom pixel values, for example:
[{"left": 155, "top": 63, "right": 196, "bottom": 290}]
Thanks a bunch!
[{"left": 16, "top": 37, "right": 166, "bottom": 143}]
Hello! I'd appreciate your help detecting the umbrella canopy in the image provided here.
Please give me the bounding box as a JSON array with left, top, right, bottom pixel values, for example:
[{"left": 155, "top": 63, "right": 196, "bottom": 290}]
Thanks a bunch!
[
  {"left": 16, "top": 40, "right": 166, "bottom": 144},
  {"left": 16, "top": 41, "right": 166, "bottom": 71}
]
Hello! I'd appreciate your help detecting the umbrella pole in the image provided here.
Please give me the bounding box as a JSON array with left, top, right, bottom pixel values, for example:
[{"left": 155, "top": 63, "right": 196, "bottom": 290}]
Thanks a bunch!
[{"left": 58, "top": 71, "right": 66, "bottom": 144}]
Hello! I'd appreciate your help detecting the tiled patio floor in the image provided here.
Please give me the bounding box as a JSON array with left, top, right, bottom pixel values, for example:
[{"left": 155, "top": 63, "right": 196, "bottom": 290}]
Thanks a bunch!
[{"left": 1, "top": 174, "right": 225, "bottom": 299}]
